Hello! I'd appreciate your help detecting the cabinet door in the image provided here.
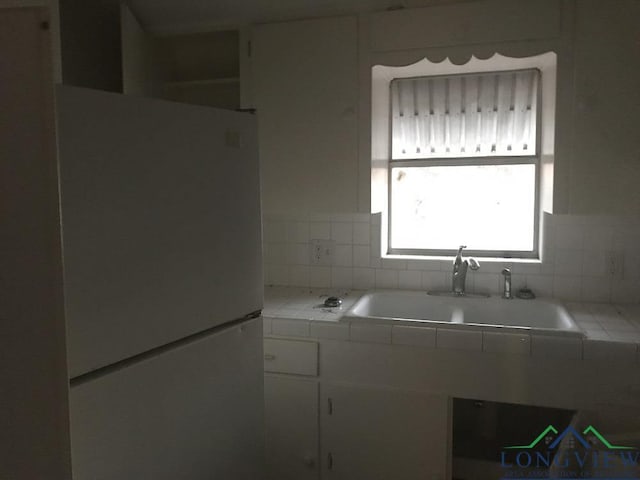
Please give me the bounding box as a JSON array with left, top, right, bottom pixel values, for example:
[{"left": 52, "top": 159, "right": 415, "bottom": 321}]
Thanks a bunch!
[
  {"left": 321, "top": 384, "right": 451, "bottom": 480},
  {"left": 252, "top": 16, "right": 359, "bottom": 214},
  {"left": 265, "top": 375, "right": 319, "bottom": 480}
]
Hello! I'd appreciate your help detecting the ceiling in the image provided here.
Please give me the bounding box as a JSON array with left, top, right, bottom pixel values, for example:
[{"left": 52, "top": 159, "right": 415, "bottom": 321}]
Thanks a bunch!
[{"left": 129, "top": 0, "right": 476, "bottom": 34}]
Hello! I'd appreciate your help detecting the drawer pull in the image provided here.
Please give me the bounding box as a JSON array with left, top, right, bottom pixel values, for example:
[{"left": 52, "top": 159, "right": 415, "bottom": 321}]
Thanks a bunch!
[{"left": 264, "top": 354, "right": 276, "bottom": 361}]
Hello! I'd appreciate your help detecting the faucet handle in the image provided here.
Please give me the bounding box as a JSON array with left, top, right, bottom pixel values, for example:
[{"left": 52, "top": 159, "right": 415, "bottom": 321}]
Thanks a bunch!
[
  {"left": 501, "top": 267, "right": 511, "bottom": 275},
  {"left": 469, "top": 257, "right": 480, "bottom": 271}
]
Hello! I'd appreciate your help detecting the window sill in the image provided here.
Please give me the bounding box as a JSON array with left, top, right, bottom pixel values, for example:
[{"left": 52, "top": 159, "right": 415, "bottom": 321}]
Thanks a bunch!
[{"left": 382, "top": 253, "right": 542, "bottom": 264}]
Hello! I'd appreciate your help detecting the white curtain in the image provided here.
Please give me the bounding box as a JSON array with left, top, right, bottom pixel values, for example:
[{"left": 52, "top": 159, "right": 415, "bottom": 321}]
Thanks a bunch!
[{"left": 391, "top": 69, "right": 539, "bottom": 159}]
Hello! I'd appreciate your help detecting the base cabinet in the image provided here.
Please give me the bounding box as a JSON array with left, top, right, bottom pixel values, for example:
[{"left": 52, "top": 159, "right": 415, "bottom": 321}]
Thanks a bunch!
[
  {"left": 263, "top": 337, "right": 452, "bottom": 480},
  {"left": 264, "top": 375, "right": 319, "bottom": 480},
  {"left": 320, "top": 384, "right": 451, "bottom": 480}
]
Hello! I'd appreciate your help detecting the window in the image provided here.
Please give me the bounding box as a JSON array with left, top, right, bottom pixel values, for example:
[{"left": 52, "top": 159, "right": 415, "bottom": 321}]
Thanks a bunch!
[
  {"left": 387, "top": 68, "right": 541, "bottom": 258},
  {"left": 391, "top": 70, "right": 538, "bottom": 159}
]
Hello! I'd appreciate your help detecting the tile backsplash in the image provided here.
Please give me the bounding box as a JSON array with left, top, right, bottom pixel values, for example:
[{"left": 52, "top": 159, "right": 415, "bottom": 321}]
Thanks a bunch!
[{"left": 263, "top": 212, "right": 640, "bottom": 303}]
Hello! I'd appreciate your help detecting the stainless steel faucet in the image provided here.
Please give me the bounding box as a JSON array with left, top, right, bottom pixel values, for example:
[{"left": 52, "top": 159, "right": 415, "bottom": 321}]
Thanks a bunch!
[
  {"left": 501, "top": 267, "right": 513, "bottom": 299},
  {"left": 452, "top": 245, "right": 479, "bottom": 295}
]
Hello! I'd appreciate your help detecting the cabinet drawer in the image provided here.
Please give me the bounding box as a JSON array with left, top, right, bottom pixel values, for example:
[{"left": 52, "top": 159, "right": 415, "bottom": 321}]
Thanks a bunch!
[{"left": 263, "top": 338, "right": 318, "bottom": 376}]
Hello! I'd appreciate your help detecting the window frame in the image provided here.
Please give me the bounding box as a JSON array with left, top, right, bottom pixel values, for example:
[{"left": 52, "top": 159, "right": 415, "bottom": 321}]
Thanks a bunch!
[{"left": 386, "top": 68, "right": 543, "bottom": 259}]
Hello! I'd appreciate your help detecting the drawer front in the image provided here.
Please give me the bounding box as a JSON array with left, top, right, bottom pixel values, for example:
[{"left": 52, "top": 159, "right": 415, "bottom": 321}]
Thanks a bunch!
[{"left": 263, "top": 338, "right": 318, "bottom": 376}]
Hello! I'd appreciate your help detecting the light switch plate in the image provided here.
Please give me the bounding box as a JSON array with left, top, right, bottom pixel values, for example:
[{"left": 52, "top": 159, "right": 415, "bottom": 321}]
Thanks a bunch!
[{"left": 225, "top": 130, "right": 242, "bottom": 148}]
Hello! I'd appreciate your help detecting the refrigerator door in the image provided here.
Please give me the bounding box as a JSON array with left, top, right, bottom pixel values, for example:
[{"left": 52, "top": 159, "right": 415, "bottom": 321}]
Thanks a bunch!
[
  {"left": 57, "top": 86, "right": 263, "bottom": 377},
  {"left": 70, "top": 317, "right": 264, "bottom": 480}
]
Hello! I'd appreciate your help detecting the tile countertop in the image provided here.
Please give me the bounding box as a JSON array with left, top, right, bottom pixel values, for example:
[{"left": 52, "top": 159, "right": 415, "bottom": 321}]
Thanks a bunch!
[
  {"left": 263, "top": 286, "right": 363, "bottom": 322},
  {"left": 263, "top": 287, "right": 640, "bottom": 362}
]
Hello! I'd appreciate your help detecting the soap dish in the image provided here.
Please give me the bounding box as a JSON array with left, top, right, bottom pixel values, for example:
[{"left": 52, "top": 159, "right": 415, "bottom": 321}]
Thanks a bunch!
[{"left": 323, "top": 296, "right": 343, "bottom": 308}]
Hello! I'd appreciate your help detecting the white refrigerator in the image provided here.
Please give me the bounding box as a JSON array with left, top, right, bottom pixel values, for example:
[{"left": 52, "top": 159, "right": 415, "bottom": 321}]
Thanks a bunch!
[{"left": 57, "top": 86, "right": 264, "bottom": 479}]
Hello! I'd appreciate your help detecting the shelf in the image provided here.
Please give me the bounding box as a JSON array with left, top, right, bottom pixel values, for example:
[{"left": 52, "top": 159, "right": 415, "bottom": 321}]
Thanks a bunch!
[{"left": 164, "top": 77, "right": 240, "bottom": 88}]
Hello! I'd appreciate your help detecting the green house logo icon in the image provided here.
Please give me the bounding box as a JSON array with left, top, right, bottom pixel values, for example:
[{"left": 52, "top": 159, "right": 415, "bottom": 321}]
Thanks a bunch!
[{"left": 505, "top": 424, "right": 636, "bottom": 451}]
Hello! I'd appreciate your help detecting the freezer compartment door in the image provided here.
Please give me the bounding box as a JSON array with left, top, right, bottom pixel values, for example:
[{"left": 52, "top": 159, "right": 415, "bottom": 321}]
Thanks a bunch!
[
  {"left": 57, "top": 86, "right": 264, "bottom": 377},
  {"left": 70, "top": 317, "right": 264, "bottom": 480}
]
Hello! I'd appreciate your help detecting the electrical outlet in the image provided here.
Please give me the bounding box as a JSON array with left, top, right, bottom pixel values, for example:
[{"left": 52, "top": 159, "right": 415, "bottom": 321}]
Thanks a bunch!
[
  {"left": 604, "top": 251, "right": 624, "bottom": 279},
  {"left": 310, "top": 239, "right": 334, "bottom": 265}
]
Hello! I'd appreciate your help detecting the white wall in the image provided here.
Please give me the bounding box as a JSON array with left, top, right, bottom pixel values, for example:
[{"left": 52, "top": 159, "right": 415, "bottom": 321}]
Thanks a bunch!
[
  {"left": 0, "top": 6, "right": 71, "bottom": 479},
  {"left": 254, "top": 0, "right": 640, "bottom": 217},
  {"left": 0, "top": 0, "right": 62, "bottom": 81},
  {"left": 263, "top": 212, "right": 640, "bottom": 303}
]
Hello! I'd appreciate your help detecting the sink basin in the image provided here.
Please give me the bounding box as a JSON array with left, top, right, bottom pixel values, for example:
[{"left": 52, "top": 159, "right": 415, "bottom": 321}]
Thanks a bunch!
[
  {"left": 347, "top": 290, "right": 459, "bottom": 322},
  {"left": 343, "top": 291, "right": 583, "bottom": 337}
]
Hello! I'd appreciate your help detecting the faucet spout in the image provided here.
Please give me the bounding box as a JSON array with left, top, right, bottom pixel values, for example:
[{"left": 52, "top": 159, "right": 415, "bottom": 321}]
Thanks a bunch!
[{"left": 452, "top": 245, "right": 479, "bottom": 295}]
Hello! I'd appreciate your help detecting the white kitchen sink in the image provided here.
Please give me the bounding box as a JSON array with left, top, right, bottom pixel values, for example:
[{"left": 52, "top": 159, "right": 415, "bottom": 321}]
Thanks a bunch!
[{"left": 343, "top": 290, "right": 583, "bottom": 337}]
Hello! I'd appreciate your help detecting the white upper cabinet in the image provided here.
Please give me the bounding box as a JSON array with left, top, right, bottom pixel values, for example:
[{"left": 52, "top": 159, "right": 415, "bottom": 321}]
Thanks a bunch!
[{"left": 252, "top": 16, "right": 359, "bottom": 214}]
